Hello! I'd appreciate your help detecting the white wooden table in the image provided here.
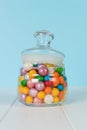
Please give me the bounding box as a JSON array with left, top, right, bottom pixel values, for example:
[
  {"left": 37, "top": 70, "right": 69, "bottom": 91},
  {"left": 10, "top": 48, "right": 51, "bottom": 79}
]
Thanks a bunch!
[{"left": 0, "top": 86, "right": 87, "bottom": 130}]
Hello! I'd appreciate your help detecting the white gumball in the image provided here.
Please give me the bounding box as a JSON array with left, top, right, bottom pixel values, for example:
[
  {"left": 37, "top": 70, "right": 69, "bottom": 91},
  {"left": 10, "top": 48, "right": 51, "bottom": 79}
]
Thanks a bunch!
[
  {"left": 44, "top": 94, "right": 53, "bottom": 104},
  {"left": 23, "top": 63, "right": 33, "bottom": 71}
]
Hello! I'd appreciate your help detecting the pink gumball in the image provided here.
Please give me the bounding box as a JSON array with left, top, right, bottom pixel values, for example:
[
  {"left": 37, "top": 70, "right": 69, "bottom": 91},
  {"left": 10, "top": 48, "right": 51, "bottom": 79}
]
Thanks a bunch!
[
  {"left": 33, "top": 97, "right": 42, "bottom": 105},
  {"left": 27, "top": 79, "right": 35, "bottom": 88},
  {"left": 20, "top": 94, "right": 26, "bottom": 102},
  {"left": 20, "top": 68, "right": 27, "bottom": 75},
  {"left": 35, "top": 82, "right": 45, "bottom": 91},
  {"left": 29, "top": 88, "right": 37, "bottom": 97},
  {"left": 38, "top": 67, "right": 48, "bottom": 76},
  {"left": 38, "top": 64, "right": 46, "bottom": 69}
]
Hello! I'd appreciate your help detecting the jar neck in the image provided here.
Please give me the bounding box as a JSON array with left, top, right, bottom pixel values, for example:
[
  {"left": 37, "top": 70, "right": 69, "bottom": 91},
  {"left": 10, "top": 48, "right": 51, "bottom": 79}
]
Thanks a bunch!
[
  {"left": 34, "top": 30, "right": 54, "bottom": 48},
  {"left": 36, "top": 42, "right": 51, "bottom": 48}
]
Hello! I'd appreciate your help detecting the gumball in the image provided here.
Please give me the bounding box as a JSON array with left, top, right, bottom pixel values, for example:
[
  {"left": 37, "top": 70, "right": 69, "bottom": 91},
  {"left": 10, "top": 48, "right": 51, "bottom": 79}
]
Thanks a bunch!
[
  {"left": 52, "top": 76, "right": 59, "bottom": 87},
  {"left": 20, "top": 68, "right": 27, "bottom": 75},
  {"left": 45, "top": 80, "right": 52, "bottom": 86},
  {"left": 52, "top": 88, "right": 60, "bottom": 97},
  {"left": 37, "top": 91, "right": 45, "bottom": 100},
  {"left": 24, "top": 74, "right": 29, "bottom": 80},
  {"left": 20, "top": 94, "right": 26, "bottom": 102},
  {"left": 53, "top": 96, "right": 59, "bottom": 103},
  {"left": 44, "top": 94, "right": 53, "bottom": 104},
  {"left": 35, "top": 82, "right": 45, "bottom": 91},
  {"left": 33, "top": 63, "right": 38, "bottom": 67},
  {"left": 18, "top": 85, "right": 24, "bottom": 94},
  {"left": 22, "top": 87, "right": 29, "bottom": 95},
  {"left": 63, "top": 81, "right": 67, "bottom": 87},
  {"left": 53, "top": 72, "right": 59, "bottom": 77},
  {"left": 25, "top": 96, "right": 33, "bottom": 103},
  {"left": 56, "top": 67, "right": 63, "bottom": 75},
  {"left": 48, "top": 67, "right": 55, "bottom": 75},
  {"left": 28, "top": 70, "right": 37, "bottom": 78},
  {"left": 23, "top": 63, "right": 33, "bottom": 71},
  {"left": 33, "top": 97, "right": 42, "bottom": 105},
  {"left": 44, "top": 75, "right": 50, "bottom": 81},
  {"left": 18, "top": 76, "right": 24, "bottom": 82},
  {"left": 27, "top": 79, "right": 35, "bottom": 88},
  {"left": 57, "top": 84, "right": 64, "bottom": 91},
  {"left": 58, "top": 91, "right": 65, "bottom": 101},
  {"left": 46, "top": 63, "right": 55, "bottom": 67},
  {"left": 21, "top": 79, "right": 27, "bottom": 86},
  {"left": 59, "top": 76, "right": 64, "bottom": 84},
  {"left": 38, "top": 67, "right": 48, "bottom": 76},
  {"left": 29, "top": 88, "right": 37, "bottom": 97},
  {"left": 44, "top": 86, "right": 52, "bottom": 94},
  {"left": 37, "top": 64, "right": 46, "bottom": 69},
  {"left": 36, "top": 75, "right": 44, "bottom": 81}
]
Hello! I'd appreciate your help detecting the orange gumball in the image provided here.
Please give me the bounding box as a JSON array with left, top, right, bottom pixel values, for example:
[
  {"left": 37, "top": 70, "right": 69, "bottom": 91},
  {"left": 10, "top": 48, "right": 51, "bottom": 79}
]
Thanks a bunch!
[
  {"left": 44, "top": 86, "right": 52, "bottom": 94},
  {"left": 58, "top": 90, "right": 65, "bottom": 101},
  {"left": 53, "top": 72, "right": 59, "bottom": 77},
  {"left": 52, "top": 76, "right": 59, "bottom": 87},
  {"left": 59, "top": 76, "right": 64, "bottom": 84},
  {"left": 63, "top": 81, "right": 67, "bottom": 87}
]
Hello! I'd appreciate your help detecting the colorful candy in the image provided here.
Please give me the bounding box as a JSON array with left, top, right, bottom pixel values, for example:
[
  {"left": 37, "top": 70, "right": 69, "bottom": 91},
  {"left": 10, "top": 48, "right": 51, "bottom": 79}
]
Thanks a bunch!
[
  {"left": 18, "top": 62, "right": 67, "bottom": 105},
  {"left": 36, "top": 75, "right": 44, "bottom": 81},
  {"left": 20, "top": 68, "right": 27, "bottom": 75},
  {"left": 44, "top": 94, "right": 53, "bottom": 104},
  {"left": 37, "top": 91, "right": 45, "bottom": 100},
  {"left": 21, "top": 79, "right": 27, "bottom": 86},
  {"left": 51, "top": 88, "right": 60, "bottom": 97},
  {"left": 38, "top": 67, "right": 48, "bottom": 76},
  {"left": 44, "top": 86, "right": 52, "bottom": 94},
  {"left": 28, "top": 70, "right": 37, "bottom": 78},
  {"left": 20, "top": 94, "right": 26, "bottom": 102},
  {"left": 27, "top": 79, "right": 35, "bottom": 88},
  {"left": 35, "top": 82, "right": 45, "bottom": 91},
  {"left": 25, "top": 96, "right": 33, "bottom": 103},
  {"left": 56, "top": 67, "right": 63, "bottom": 75},
  {"left": 57, "top": 84, "right": 64, "bottom": 91},
  {"left": 29, "top": 88, "right": 38, "bottom": 97}
]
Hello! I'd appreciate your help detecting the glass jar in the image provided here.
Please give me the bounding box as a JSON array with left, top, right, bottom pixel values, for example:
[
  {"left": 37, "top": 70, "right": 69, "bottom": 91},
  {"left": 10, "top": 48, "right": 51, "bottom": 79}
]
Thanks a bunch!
[{"left": 18, "top": 30, "right": 67, "bottom": 106}]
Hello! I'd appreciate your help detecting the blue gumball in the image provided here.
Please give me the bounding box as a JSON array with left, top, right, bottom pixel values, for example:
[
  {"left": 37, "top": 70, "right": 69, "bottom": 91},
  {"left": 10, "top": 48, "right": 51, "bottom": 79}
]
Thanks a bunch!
[
  {"left": 57, "top": 84, "right": 64, "bottom": 91},
  {"left": 44, "top": 75, "right": 50, "bottom": 81}
]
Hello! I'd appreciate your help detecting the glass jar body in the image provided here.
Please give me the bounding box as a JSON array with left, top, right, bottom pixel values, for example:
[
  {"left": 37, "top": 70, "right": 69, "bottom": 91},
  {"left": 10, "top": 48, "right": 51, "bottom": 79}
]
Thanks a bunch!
[{"left": 18, "top": 47, "right": 67, "bottom": 106}]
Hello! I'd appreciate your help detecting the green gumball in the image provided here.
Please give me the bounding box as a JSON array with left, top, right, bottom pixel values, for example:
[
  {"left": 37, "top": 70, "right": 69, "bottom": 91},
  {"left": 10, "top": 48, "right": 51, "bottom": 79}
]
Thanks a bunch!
[
  {"left": 56, "top": 67, "right": 63, "bottom": 75},
  {"left": 21, "top": 79, "right": 27, "bottom": 86},
  {"left": 36, "top": 75, "right": 44, "bottom": 81}
]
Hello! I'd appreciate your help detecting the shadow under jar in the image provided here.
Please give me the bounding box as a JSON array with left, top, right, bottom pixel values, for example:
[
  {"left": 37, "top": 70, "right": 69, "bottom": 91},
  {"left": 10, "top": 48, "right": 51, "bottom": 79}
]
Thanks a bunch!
[{"left": 18, "top": 30, "right": 67, "bottom": 106}]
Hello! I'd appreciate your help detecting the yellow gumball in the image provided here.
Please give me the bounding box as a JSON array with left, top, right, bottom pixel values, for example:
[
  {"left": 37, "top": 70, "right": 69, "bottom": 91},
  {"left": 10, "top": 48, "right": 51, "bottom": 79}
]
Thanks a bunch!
[
  {"left": 46, "top": 63, "right": 55, "bottom": 67},
  {"left": 52, "top": 88, "right": 60, "bottom": 97},
  {"left": 22, "top": 87, "right": 29, "bottom": 95},
  {"left": 26, "top": 96, "right": 33, "bottom": 103},
  {"left": 28, "top": 70, "right": 37, "bottom": 78},
  {"left": 53, "top": 96, "right": 59, "bottom": 103},
  {"left": 18, "top": 76, "right": 24, "bottom": 82},
  {"left": 18, "top": 85, "right": 24, "bottom": 94},
  {"left": 37, "top": 91, "right": 45, "bottom": 100}
]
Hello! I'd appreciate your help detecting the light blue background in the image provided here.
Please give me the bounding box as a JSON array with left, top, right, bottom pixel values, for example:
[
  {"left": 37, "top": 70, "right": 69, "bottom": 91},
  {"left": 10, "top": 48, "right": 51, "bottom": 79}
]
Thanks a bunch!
[{"left": 0, "top": 0, "right": 87, "bottom": 87}]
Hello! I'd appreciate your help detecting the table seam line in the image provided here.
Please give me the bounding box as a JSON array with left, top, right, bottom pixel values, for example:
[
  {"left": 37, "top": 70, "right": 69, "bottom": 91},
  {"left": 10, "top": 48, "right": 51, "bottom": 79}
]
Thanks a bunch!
[
  {"left": 60, "top": 105, "right": 77, "bottom": 130},
  {"left": 0, "top": 97, "right": 17, "bottom": 123}
]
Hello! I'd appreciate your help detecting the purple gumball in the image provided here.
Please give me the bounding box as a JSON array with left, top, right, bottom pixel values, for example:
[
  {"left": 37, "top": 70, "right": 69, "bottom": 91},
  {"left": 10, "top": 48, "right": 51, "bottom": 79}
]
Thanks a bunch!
[
  {"left": 27, "top": 79, "right": 35, "bottom": 88},
  {"left": 37, "top": 64, "right": 46, "bottom": 69},
  {"left": 20, "top": 68, "right": 27, "bottom": 75},
  {"left": 33, "top": 97, "right": 42, "bottom": 105},
  {"left": 20, "top": 94, "right": 26, "bottom": 102},
  {"left": 38, "top": 67, "right": 48, "bottom": 76},
  {"left": 35, "top": 82, "right": 45, "bottom": 91},
  {"left": 29, "top": 88, "right": 38, "bottom": 97}
]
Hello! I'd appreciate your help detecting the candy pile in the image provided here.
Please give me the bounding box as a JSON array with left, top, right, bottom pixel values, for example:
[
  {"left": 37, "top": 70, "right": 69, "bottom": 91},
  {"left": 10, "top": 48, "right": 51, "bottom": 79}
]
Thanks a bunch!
[{"left": 18, "top": 63, "right": 67, "bottom": 105}]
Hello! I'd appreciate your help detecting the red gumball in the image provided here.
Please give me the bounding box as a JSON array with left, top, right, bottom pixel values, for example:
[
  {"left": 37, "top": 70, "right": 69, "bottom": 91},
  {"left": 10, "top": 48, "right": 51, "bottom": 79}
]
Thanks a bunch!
[{"left": 45, "top": 80, "right": 52, "bottom": 87}]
